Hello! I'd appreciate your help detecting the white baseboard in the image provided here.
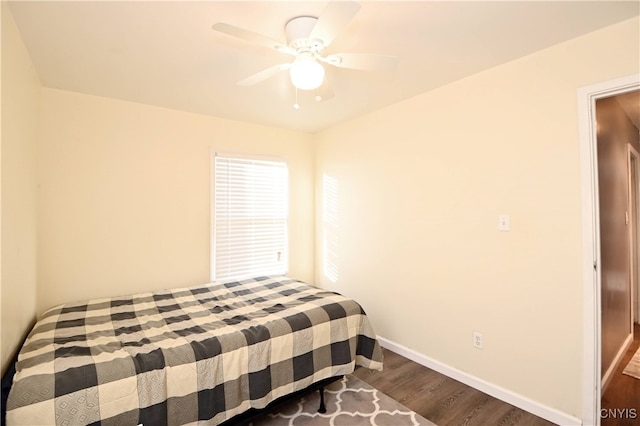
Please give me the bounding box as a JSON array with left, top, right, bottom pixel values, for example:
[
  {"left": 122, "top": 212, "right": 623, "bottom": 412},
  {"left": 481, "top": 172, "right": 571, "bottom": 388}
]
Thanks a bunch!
[
  {"left": 601, "top": 332, "right": 633, "bottom": 394},
  {"left": 377, "top": 336, "right": 582, "bottom": 426}
]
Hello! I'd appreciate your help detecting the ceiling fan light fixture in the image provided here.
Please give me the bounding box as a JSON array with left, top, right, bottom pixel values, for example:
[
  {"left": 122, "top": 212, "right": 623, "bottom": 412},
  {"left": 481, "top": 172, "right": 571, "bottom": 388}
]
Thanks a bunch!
[{"left": 289, "top": 56, "right": 325, "bottom": 90}]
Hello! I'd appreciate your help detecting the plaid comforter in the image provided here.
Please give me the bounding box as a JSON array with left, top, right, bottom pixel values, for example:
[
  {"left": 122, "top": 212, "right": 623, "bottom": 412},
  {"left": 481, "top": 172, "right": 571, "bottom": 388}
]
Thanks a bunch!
[{"left": 6, "top": 276, "right": 383, "bottom": 425}]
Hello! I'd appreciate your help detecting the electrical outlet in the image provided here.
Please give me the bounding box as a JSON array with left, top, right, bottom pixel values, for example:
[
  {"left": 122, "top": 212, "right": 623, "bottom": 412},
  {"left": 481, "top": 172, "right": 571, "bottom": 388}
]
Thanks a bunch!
[{"left": 473, "top": 331, "right": 483, "bottom": 349}]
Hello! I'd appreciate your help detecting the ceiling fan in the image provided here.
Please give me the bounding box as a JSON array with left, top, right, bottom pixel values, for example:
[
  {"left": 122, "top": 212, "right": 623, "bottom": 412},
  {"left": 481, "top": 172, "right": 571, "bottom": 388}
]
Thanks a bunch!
[{"left": 212, "top": 1, "right": 397, "bottom": 105}]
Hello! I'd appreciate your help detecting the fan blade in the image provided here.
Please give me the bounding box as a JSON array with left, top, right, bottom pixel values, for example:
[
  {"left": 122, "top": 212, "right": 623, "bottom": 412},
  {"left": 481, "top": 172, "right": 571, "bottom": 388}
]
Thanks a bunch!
[
  {"left": 212, "top": 23, "right": 295, "bottom": 55},
  {"left": 308, "top": 1, "right": 361, "bottom": 47},
  {"left": 237, "top": 63, "right": 291, "bottom": 86},
  {"left": 324, "top": 53, "right": 398, "bottom": 72}
]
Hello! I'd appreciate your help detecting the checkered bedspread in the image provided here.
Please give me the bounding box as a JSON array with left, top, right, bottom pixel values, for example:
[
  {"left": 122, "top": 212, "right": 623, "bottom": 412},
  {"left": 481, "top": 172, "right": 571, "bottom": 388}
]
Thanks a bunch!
[{"left": 6, "top": 276, "right": 383, "bottom": 425}]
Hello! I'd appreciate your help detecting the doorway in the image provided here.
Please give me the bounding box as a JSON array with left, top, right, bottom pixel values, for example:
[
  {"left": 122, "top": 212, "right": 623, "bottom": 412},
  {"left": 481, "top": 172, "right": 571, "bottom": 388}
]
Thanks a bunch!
[
  {"left": 595, "top": 93, "right": 638, "bottom": 392},
  {"left": 579, "top": 75, "right": 640, "bottom": 426},
  {"left": 629, "top": 145, "right": 640, "bottom": 326}
]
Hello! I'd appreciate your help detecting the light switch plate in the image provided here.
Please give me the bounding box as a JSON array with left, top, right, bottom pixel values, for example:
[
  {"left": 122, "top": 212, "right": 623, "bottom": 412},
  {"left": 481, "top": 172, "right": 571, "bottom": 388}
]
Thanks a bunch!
[{"left": 498, "top": 214, "right": 510, "bottom": 231}]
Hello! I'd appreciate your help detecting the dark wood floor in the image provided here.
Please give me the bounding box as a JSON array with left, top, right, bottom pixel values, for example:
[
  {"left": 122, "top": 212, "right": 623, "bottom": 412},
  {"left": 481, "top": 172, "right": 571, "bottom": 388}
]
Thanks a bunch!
[
  {"left": 601, "top": 322, "right": 640, "bottom": 426},
  {"left": 352, "top": 348, "right": 555, "bottom": 426}
]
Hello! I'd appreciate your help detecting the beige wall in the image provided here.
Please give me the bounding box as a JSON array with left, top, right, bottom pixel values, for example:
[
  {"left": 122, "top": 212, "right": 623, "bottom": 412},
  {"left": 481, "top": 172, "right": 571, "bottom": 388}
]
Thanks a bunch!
[
  {"left": 314, "top": 17, "right": 639, "bottom": 419},
  {"left": 1, "top": 3, "right": 40, "bottom": 374},
  {"left": 596, "top": 95, "right": 640, "bottom": 378},
  {"left": 36, "top": 89, "right": 314, "bottom": 313}
]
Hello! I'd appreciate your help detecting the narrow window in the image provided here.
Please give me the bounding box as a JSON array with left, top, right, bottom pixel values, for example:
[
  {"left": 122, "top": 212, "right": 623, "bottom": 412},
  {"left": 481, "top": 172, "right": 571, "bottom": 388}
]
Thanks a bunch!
[{"left": 212, "top": 153, "right": 288, "bottom": 281}]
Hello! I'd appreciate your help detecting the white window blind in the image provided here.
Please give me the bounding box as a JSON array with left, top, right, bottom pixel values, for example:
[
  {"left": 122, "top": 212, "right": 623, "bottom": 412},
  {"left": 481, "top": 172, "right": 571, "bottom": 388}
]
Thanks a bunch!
[{"left": 213, "top": 154, "right": 288, "bottom": 281}]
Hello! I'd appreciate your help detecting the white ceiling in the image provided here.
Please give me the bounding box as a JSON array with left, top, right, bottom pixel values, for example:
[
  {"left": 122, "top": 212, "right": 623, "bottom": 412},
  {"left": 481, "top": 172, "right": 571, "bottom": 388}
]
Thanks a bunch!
[{"left": 8, "top": 1, "right": 640, "bottom": 133}]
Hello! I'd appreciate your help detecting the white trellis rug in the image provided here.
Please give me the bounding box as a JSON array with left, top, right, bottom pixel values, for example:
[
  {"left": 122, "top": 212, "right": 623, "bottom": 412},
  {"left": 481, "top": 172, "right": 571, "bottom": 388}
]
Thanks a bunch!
[{"left": 623, "top": 346, "right": 640, "bottom": 380}]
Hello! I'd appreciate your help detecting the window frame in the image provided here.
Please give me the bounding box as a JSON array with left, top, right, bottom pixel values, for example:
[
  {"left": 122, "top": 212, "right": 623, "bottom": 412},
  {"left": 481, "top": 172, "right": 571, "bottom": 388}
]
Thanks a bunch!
[{"left": 210, "top": 150, "right": 289, "bottom": 282}]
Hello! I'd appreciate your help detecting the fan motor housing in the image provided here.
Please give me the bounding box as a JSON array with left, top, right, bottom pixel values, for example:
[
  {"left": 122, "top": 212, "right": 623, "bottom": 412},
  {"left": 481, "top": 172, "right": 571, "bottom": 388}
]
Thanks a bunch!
[{"left": 285, "top": 16, "right": 324, "bottom": 52}]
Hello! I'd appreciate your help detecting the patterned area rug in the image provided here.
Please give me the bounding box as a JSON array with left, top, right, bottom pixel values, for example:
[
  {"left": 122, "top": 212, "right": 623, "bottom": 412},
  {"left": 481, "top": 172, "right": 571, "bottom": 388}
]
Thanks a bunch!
[
  {"left": 623, "top": 346, "right": 640, "bottom": 379},
  {"left": 250, "top": 375, "right": 435, "bottom": 426}
]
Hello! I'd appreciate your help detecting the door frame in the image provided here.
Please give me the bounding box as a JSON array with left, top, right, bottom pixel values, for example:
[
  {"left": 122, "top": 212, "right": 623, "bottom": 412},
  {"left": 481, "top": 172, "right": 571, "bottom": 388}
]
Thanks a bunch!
[
  {"left": 628, "top": 144, "right": 640, "bottom": 326},
  {"left": 579, "top": 74, "right": 640, "bottom": 426}
]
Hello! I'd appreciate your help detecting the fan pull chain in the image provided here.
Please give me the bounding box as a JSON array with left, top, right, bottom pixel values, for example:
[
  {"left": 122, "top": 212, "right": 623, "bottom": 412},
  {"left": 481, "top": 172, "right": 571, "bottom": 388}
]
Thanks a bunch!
[{"left": 293, "top": 88, "right": 300, "bottom": 110}]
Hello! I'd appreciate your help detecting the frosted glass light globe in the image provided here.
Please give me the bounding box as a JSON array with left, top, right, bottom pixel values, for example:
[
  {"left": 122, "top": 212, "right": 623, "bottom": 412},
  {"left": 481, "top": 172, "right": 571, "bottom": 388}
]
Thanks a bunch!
[{"left": 289, "top": 57, "right": 325, "bottom": 91}]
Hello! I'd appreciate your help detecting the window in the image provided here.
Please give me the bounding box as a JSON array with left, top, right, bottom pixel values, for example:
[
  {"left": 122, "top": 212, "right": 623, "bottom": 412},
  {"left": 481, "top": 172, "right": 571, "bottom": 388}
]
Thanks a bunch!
[{"left": 212, "top": 153, "right": 288, "bottom": 281}]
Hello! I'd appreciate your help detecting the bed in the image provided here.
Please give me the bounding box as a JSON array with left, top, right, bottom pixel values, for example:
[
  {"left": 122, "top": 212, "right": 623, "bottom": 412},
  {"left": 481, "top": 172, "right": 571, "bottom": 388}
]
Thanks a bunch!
[{"left": 5, "top": 275, "right": 383, "bottom": 425}]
